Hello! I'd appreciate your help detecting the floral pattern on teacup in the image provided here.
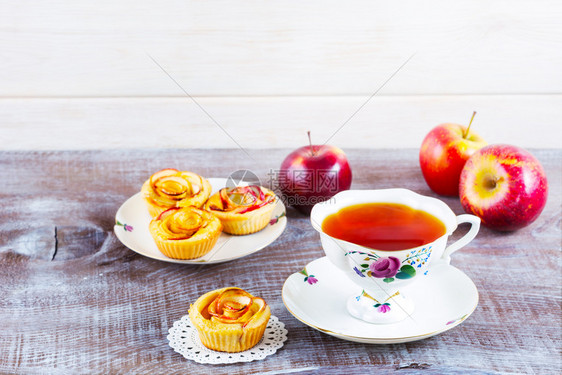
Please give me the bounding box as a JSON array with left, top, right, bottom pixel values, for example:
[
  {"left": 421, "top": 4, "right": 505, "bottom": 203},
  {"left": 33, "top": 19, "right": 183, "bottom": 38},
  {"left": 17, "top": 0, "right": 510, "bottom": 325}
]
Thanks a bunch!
[
  {"left": 353, "top": 266, "right": 366, "bottom": 278},
  {"left": 370, "top": 257, "right": 401, "bottom": 278},
  {"left": 346, "top": 246, "right": 432, "bottom": 283}
]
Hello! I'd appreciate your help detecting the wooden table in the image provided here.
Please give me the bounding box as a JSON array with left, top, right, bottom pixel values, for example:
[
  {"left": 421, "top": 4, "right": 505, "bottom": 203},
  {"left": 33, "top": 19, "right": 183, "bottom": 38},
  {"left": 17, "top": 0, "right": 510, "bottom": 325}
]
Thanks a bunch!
[{"left": 1, "top": 149, "right": 560, "bottom": 374}]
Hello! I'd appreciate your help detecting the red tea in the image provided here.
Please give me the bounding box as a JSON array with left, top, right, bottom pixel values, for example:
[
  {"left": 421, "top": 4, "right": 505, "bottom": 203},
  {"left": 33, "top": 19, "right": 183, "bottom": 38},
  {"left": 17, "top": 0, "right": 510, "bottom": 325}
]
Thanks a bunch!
[{"left": 321, "top": 202, "right": 446, "bottom": 251}]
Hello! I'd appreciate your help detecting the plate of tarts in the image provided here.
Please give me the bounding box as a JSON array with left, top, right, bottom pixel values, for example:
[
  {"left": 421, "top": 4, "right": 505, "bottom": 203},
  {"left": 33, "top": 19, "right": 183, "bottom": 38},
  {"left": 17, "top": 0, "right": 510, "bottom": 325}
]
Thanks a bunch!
[{"left": 114, "top": 176, "right": 287, "bottom": 264}]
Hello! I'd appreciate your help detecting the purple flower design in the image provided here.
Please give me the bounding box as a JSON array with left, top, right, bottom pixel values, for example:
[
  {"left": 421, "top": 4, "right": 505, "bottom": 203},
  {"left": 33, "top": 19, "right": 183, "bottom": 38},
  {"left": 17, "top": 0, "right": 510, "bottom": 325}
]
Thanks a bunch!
[
  {"left": 306, "top": 276, "right": 318, "bottom": 285},
  {"left": 370, "top": 256, "right": 401, "bottom": 278},
  {"left": 269, "top": 211, "right": 286, "bottom": 225},
  {"left": 446, "top": 314, "right": 468, "bottom": 325},
  {"left": 353, "top": 266, "right": 366, "bottom": 278},
  {"left": 116, "top": 220, "right": 134, "bottom": 232},
  {"left": 377, "top": 304, "right": 391, "bottom": 313},
  {"left": 299, "top": 268, "right": 318, "bottom": 285}
]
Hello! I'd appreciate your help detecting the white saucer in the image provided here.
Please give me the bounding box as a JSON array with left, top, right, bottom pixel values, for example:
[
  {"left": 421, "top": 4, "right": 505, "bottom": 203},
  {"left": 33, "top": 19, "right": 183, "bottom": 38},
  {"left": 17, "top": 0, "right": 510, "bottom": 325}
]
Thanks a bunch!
[
  {"left": 282, "top": 257, "right": 478, "bottom": 344},
  {"left": 114, "top": 178, "right": 286, "bottom": 264}
]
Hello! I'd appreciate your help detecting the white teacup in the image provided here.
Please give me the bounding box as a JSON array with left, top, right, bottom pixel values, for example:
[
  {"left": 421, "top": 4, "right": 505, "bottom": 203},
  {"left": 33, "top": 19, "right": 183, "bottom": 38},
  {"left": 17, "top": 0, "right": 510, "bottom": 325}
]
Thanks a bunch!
[{"left": 310, "top": 188, "right": 480, "bottom": 324}]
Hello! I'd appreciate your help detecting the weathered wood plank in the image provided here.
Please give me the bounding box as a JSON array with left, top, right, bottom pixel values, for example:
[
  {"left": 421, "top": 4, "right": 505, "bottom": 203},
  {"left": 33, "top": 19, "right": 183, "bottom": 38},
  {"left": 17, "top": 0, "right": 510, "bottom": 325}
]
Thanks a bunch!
[
  {"left": 0, "top": 149, "right": 560, "bottom": 374},
  {"left": 1, "top": 95, "right": 561, "bottom": 150}
]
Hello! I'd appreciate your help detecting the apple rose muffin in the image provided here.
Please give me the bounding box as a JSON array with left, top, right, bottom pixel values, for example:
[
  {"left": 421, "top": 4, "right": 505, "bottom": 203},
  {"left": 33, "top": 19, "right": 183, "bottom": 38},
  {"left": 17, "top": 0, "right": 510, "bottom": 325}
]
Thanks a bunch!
[
  {"left": 141, "top": 169, "right": 212, "bottom": 217},
  {"left": 149, "top": 206, "right": 222, "bottom": 260},
  {"left": 189, "top": 287, "right": 271, "bottom": 352},
  {"left": 204, "top": 185, "right": 276, "bottom": 235}
]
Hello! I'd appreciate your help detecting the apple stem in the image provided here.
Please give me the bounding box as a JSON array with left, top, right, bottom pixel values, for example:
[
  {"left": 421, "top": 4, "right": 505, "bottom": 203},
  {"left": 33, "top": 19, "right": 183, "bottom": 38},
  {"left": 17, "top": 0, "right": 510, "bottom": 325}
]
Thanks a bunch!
[
  {"left": 307, "top": 130, "right": 315, "bottom": 156},
  {"left": 484, "top": 175, "right": 501, "bottom": 190},
  {"left": 463, "top": 111, "right": 477, "bottom": 138}
]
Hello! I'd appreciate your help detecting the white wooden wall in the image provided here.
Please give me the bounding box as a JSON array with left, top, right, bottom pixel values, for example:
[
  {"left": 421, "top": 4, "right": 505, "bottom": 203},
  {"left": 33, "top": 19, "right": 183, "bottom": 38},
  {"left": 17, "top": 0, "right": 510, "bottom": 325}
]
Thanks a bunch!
[{"left": 1, "top": 0, "right": 561, "bottom": 149}]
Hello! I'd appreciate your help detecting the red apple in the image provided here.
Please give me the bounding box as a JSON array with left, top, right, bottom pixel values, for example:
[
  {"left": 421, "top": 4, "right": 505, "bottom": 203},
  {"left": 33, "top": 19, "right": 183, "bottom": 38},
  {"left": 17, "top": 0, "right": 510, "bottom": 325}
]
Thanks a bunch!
[
  {"left": 420, "top": 112, "right": 487, "bottom": 196},
  {"left": 459, "top": 144, "right": 548, "bottom": 231},
  {"left": 279, "top": 132, "right": 352, "bottom": 214}
]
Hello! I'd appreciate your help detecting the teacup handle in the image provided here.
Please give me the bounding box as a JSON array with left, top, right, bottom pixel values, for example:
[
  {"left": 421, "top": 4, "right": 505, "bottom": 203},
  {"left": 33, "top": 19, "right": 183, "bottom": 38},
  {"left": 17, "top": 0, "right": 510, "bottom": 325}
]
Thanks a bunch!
[{"left": 441, "top": 214, "right": 480, "bottom": 263}]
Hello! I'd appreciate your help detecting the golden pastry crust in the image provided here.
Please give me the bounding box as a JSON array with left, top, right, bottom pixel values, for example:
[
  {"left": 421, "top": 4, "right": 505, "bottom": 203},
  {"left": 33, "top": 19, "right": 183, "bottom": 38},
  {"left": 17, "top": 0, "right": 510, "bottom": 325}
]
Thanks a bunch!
[
  {"left": 204, "top": 185, "right": 276, "bottom": 235},
  {"left": 149, "top": 206, "right": 222, "bottom": 260},
  {"left": 188, "top": 287, "right": 271, "bottom": 352},
  {"left": 141, "top": 169, "right": 212, "bottom": 217}
]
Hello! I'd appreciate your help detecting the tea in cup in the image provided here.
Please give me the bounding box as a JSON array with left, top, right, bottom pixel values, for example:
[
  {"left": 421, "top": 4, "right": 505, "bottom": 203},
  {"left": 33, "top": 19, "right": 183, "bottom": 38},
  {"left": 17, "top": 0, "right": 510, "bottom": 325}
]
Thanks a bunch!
[{"left": 310, "top": 189, "right": 480, "bottom": 324}]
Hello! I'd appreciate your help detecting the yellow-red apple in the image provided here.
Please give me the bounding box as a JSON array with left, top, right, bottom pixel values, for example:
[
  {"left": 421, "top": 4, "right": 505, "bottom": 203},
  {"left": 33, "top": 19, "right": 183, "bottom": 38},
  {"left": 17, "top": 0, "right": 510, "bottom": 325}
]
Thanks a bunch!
[
  {"left": 459, "top": 144, "right": 548, "bottom": 231},
  {"left": 420, "top": 114, "right": 487, "bottom": 196}
]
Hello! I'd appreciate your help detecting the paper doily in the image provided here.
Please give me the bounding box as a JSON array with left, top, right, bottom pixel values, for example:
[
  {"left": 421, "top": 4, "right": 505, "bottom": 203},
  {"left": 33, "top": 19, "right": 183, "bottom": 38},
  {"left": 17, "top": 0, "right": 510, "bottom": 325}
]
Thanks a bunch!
[{"left": 167, "top": 315, "right": 288, "bottom": 364}]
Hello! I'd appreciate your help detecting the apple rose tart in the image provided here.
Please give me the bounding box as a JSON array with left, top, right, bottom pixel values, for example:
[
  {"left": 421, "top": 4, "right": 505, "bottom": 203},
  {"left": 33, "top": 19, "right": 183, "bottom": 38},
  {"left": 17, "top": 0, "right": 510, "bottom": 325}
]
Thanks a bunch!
[
  {"left": 141, "top": 169, "right": 212, "bottom": 217},
  {"left": 189, "top": 287, "right": 271, "bottom": 352},
  {"left": 149, "top": 206, "right": 222, "bottom": 260},
  {"left": 204, "top": 185, "right": 276, "bottom": 235}
]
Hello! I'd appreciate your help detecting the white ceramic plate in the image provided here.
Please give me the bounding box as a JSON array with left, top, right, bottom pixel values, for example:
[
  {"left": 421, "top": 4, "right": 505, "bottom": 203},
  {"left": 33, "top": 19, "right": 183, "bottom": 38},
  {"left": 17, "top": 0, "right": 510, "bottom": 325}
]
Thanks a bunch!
[
  {"left": 282, "top": 257, "right": 478, "bottom": 344},
  {"left": 114, "top": 178, "right": 287, "bottom": 264}
]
